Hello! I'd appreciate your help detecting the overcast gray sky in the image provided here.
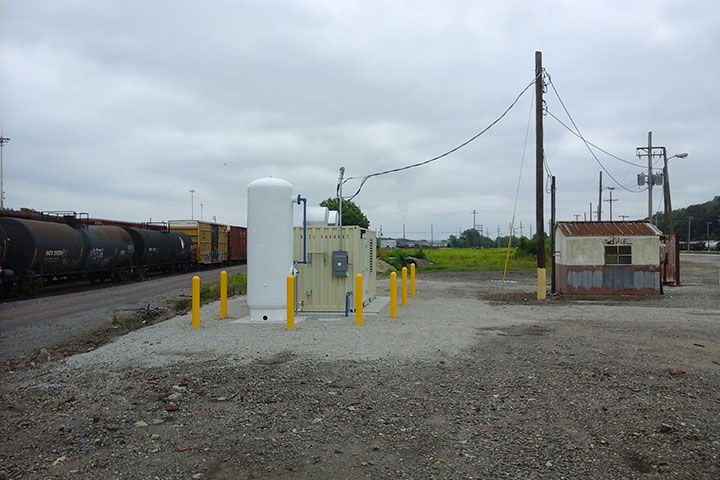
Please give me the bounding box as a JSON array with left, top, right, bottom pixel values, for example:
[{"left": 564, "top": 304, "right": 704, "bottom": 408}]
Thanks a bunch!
[{"left": 2, "top": 0, "right": 718, "bottom": 240}]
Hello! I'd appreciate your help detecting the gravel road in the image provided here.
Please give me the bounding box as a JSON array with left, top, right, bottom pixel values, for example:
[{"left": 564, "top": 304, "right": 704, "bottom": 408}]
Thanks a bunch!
[
  {"left": 0, "top": 265, "right": 246, "bottom": 362},
  {"left": 1, "top": 257, "right": 718, "bottom": 479}
]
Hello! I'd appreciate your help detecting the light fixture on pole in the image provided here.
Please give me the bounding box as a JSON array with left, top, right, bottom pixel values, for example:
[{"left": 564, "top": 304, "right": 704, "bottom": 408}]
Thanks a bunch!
[{"left": 189, "top": 189, "right": 196, "bottom": 219}]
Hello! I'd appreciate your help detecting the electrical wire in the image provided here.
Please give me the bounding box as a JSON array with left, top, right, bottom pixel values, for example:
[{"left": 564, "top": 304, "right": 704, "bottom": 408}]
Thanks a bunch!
[
  {"left": 545, "top": 110, "right": 645, "bottom": 169},
  {"left": 502, "top": 80, "right": 536, "bottom": 281},
  {"left": 546, "top": 78, "right": 645, "bottom": 193},
  {"left": 342, "top": 74, "right": 540, "bottom": 201}
]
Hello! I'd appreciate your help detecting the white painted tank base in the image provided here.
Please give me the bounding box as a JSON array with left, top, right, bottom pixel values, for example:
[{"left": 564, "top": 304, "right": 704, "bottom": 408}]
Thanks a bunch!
[
  {"left": 250, "top": 307, "right": 287, "bottom": 323},
  {"left": 247, "top": 177, "right": 295, "bottom": 322}
]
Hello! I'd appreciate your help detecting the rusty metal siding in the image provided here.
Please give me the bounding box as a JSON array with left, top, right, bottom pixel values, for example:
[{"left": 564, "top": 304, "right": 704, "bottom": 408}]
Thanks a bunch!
[
  {"left": 557, "top": 221, "right": 661, "bottom": 237},
  {"left": 660, "top": 235, "right": 679, "bottom": 286},
  {"left": 557, "top": 264, "right": 661, "bottom": 295}
]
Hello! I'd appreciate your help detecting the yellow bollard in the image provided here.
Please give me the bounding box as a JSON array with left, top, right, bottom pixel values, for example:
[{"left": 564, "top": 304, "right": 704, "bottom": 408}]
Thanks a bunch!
[
  {"left": 537, "top": 268, "right": 547, "bottom": 300},
  {"left": 410, "top": 263, "right": 416, "bottom": 297},
  {"left": 355, "top": 273, "right": 363, "bottom": 325},
  {"left": 220, "top": 271, "right": 228, "bottom": 319},
  {"left": 287, "top": 275, "right": 295, "bottom": 330},
  {"left": 401, "top": 267, "right": 408, "bottom": 306},
  {"left": 390, "top": 272, "right": 397, "bottom": 318},
  {"left": 192, "top": 275, "right": 200, "bottom": 328}
]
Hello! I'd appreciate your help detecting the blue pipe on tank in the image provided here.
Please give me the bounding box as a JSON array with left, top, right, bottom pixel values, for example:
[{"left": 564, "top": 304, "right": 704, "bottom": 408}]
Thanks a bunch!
[{"left": 295, "top": 195, "right": 309, "bottom": 264}]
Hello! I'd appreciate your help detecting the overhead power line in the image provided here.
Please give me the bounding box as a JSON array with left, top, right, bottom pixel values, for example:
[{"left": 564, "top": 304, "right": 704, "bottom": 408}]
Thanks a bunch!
[
  {"left": 341, "top": 74, "right": 541, "bottom": 201},
  {"left": 545, "top": 75, "right": 644, "bottom": 193},
  {"left": 545, "top": 110, "right": 645, "bottom": 169}
]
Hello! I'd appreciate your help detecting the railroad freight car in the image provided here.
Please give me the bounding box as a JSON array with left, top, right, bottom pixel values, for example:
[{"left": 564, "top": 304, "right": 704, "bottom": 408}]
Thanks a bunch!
[
  {"left": 0, "top": 217, "right": 88, "bottom": 293},
  {"left": 0, "top": 224, "right": 8, "bottom": 267},
  {"left": 123, "top": 227, "right": 192, "bottom": 276},
  {"left": 85, "top": 225, "right": 135, "bottom": 282},
  {"left": 227, "top": 225, "right": 247, "bottom": 262},
  {"left": 0, "top": 216, "right": 194, "bottom": 296},
  {"left": 169, "top": 220, "right": 228, "bottom": 265}
]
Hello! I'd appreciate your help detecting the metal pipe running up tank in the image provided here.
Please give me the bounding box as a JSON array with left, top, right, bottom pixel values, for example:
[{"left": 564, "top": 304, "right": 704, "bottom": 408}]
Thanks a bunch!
[{"left": 295, "top": 194, "right": 310, "bottom": 264}]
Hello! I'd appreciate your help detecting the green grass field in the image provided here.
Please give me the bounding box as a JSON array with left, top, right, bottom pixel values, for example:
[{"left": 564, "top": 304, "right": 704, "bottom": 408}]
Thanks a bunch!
[{"left": 379, "top": 248, "right": 538, "bottom": 272}]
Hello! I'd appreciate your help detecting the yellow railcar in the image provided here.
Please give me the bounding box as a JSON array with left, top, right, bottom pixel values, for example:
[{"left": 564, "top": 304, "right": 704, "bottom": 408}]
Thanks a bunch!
[{"left": 169, "top": 220, "right": 228, "bottom": 265}]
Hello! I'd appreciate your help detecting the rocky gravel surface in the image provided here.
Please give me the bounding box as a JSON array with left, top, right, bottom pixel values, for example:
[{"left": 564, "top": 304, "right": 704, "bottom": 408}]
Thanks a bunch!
[{"left": 1, "top": 258, "right": 719, "bottom": 479}]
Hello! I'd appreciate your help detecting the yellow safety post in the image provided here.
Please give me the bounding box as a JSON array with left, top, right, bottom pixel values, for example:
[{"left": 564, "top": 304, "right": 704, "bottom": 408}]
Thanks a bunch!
[
  {"left": 390, "top": 272, "right": 397, "bottom": 318},
  {"left": 286, "top": 275, "right": 295, "bottom": 329},
  {"left": 401, "top": 267, "right": 408, "bottom": 306},
  {"left": 191, "top": 275, "right": 200, "bottom": 328},
  {"left": 410, "top": 263, "right": 416, "bottom": 297},
  {"left": 355, "top": 273, "right": 363, "bottom": 325},
  {"left": 220, "top": 270, "right": 228, "bottom": 319},
  {"left": 537, "top": 268, "right": 547, "bottom": 300}
]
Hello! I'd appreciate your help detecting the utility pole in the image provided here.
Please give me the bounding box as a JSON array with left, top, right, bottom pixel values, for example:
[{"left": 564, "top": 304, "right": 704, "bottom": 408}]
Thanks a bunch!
[
  {"left": 497, "top": 226, "right": 501, "bottom": 240},
  {"left": 471, "top": 210, "right": 478, "bottom": 230},
  {"left": 687, "top": 216, "right": 693, "bottom": 252},
  {"left": 647, "top": 131, "right": 653, "bottom": 222},
  {"left": 189, "top": 189, "right": 196, "bottom": 219},
  {"left": 338, "top": 167, "right": 344, "bottom": 250},
  {"left": 534, "top": 51, "right": 546, "bottom": 300},
  {"left": 519, "top": 220, "right": 523, "bottom": 239},
  {"left": 550, "top": 176, "right": 556, "bottom": 294},
  {"left": 636, "top": 132, "right": 661, "bottom": 224},
  {"left": 590, "top": 202, "right": 593, "bottom": 221},
  {"left": 604, "top": 187, "right": 618, "bottom": 221},
  {"left": 430, "top": 224, "right": 434, "bottom": 247},
  {"left": 200, "top": 203, "right": 204, "bottom": 221},
  {"left": 662, "top": 148, "right": 672, "bottom": 233},
  {"left": 0, "top": 134, "right": 10, "bottom": 210},
  {"left": 597, "top": 171, "right": 602, "bottom": 221},
  {"left": 403, "top": 224, "right": 406, "bottom": 240},
  {"left": 619, "top": 215, "right": 629, "bottom": 221},
  {"left": 574, "top": 214, "right": 581, "bottom": 221}
]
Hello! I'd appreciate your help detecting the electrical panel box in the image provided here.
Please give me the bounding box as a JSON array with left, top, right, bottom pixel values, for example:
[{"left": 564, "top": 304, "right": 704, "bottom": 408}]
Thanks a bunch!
[
  {"left": 332, "top": 250, "right": 348, "bottom": 276},
  {"left": 293, "top": 226, "right": 376, "bottom": 312}
]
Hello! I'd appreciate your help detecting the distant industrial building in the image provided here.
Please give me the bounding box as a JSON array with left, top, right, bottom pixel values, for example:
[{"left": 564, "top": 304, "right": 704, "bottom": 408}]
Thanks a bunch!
[{"left": 379, "top": 238, "right": 397, "bottom": 249}]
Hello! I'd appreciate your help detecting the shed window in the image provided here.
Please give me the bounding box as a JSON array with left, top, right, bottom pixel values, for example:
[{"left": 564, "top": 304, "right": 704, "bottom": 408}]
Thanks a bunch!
[{"left": 604, "top": 244, "right": 632, "bottom": 265}]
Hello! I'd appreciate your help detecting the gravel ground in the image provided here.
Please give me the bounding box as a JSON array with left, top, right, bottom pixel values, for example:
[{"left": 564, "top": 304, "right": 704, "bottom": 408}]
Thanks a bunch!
[{"left": 1, "top": 258, "right": 719, "bottom": 479}]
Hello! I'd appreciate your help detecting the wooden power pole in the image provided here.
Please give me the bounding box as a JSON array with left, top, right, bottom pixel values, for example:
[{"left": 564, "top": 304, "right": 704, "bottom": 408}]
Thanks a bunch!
[
  {"left": 550, "top": 175, "right": 556, "bottom": 294},
  {"left": 535, "top": 51, "right": 546, "bottom": 300}
]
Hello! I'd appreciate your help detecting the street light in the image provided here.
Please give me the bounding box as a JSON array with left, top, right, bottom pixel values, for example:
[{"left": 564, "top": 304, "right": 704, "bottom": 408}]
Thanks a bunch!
[{"left": 662, "top": 149, "right": 688, "bottom": 234}]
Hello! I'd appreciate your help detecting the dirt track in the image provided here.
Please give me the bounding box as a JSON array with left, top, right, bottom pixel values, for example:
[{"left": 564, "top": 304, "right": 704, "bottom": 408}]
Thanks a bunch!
[{"left": 1, "top": 257, "right": 719, "bottom": 479}]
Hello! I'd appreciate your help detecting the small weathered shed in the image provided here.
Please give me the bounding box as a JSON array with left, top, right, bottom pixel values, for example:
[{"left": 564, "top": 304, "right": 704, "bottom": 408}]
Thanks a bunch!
[{"left": 554, "top": 221, "right": 663, "bottom": 295}]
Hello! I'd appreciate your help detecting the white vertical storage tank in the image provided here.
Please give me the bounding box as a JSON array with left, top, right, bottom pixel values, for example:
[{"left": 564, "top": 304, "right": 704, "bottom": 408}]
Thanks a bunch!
[{"left": 247, "top": 177, "right": 294, "bottom": 321}]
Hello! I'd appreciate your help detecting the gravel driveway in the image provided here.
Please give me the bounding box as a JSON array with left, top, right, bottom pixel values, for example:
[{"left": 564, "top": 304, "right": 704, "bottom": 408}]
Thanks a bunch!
[{"left": 1, "top": 257, "right": 718, "bottom": 479}]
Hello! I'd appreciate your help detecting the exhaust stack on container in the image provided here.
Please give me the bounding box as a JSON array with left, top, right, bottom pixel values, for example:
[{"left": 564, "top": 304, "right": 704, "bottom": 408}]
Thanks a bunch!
[{"left": 247, "top": 177, "right": 295, "bottom": 322}]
